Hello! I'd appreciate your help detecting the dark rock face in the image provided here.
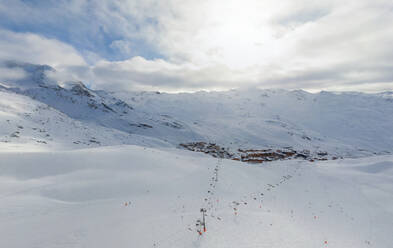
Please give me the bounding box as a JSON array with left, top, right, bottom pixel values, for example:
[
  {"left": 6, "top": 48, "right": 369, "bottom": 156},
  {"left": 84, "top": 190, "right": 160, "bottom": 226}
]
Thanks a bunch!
[
  {"left": 129, "top": 123, "right": 153, "bottom": 129},
  {"left": 70, "top": 82, "right": 94, "bottom": 97}
]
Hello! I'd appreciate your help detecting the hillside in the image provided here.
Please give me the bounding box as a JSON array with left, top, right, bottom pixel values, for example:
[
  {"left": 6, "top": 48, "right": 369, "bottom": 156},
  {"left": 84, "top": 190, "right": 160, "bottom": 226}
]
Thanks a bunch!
[
  {"left": 1, "top": 62, "right": 392, "bottom": 158},
  {"left": 1, "top": 146, "right": 392, "bottom": 247}
]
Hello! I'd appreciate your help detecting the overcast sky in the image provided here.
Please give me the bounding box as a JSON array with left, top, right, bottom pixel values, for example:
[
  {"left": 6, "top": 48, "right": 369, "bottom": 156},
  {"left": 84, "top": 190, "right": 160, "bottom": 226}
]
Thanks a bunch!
[{"left": 0, "top": 0, "right": 392, "bottom": 92}]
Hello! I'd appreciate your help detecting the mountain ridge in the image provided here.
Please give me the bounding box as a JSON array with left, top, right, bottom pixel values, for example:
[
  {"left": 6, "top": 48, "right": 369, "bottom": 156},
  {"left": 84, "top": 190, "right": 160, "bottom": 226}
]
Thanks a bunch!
[{"left": 0, "top": 62, "right": 392, "bottom": 158}]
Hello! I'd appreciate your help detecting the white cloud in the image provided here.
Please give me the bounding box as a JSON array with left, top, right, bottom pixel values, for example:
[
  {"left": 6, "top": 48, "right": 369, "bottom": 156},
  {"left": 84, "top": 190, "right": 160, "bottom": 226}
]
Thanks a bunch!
[
  {"left": 56, "top": 57, "right": 256, "bottom": 92},
  {"left": 78, "top": 0, "right": 393, "bottom": 92},
  {"left": 109, "top": 40, "right": 134, "bottom": 56},
  {"left": 0, "top": 0, "right": 393, "bottom": 92},
  {"left": 0, "top": 66, "right": 26, "bottom": 82},
  {"left": 0, "top": 29, "right": 86, "bottom": 67}
]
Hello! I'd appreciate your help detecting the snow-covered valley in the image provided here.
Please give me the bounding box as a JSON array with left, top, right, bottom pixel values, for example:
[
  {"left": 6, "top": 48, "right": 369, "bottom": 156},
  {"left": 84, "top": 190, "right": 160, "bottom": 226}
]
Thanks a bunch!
[
  {"left": 1, "top": 62, "right": 393, "bottom": 247},
  {"left": 1, "top": 146, "right": 393, "bottom": 247}
]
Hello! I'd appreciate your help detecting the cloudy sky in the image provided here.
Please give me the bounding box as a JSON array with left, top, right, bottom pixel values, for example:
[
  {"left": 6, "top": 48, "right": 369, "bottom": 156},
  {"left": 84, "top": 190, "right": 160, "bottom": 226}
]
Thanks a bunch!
[{"left": 0, "top": 0, "right": 392, "bottom": 92}]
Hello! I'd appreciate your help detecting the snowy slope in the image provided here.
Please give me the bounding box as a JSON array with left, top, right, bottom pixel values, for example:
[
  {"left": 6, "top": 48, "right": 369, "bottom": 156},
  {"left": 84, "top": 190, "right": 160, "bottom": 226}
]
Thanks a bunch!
[
  {"left": 1, "top": 62, "right": 392, "bottom": 157},
  {"left": 0, "top": 88, "right": 169, "bottom": 151},
  {"left": 113, "top": 89, "right": 393, "bottom": 156},
  {"left": 1, "top": 62, "right": 204, "bottom": 147},
  {"left": 0, "top": 146, "right": 392, "bottom": 248}
]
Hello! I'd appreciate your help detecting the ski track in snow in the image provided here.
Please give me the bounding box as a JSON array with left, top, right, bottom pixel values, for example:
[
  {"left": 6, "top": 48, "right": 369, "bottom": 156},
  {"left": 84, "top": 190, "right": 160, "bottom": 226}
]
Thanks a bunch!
[{"left": 1, "top": 147, "right": 392, "bottom": 248}]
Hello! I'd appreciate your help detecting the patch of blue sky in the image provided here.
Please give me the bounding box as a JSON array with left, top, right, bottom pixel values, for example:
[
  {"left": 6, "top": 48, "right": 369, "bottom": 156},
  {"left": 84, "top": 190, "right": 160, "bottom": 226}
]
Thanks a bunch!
[{"left": 0, "top": 0, "right": 164, "bottom": 63}]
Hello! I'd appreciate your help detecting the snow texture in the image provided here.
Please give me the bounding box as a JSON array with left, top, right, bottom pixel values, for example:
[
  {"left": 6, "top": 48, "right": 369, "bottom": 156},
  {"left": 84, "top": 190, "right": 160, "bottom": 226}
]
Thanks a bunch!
[
  {"left": 1, "top": 147, "right": 393, "bottom": 247},
  {"left": 0, "top": 62, "right": 393, "bottom": 247}
]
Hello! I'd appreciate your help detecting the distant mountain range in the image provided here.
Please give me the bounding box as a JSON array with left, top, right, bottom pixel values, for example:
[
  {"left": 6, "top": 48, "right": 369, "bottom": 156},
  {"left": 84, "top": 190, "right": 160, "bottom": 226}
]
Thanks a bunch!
[{"left": 1, "top": 62, "right": 392, "bottom": 157}]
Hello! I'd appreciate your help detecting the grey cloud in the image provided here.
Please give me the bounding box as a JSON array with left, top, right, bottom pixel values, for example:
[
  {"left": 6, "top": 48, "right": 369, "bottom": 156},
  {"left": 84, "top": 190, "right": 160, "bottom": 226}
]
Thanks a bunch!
[
  {"left": 0, "top": 66, "right": 26, "bottom": 82},
  {"left": 0, "top": 0, "right": 393, "bottom": 93}
]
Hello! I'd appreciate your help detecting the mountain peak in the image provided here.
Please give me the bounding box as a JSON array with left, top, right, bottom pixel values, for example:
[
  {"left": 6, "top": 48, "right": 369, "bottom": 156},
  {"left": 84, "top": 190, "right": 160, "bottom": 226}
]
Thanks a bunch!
[{"left": 61, "top": 81, "right": 94, "bottom": 97}]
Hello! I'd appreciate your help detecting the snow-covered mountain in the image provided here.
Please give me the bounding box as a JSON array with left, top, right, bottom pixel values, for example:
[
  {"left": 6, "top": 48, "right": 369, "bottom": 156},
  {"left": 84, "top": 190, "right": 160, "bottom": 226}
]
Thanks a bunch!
[
  {"left": 1, "top": 62, "right": 393, "bottom": 157},
  {"left": 1, "top": 62, "right": 393, "bottom": 248},
  {"left": 113, "top": 89, "right": 393, "bottom": 157}
]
